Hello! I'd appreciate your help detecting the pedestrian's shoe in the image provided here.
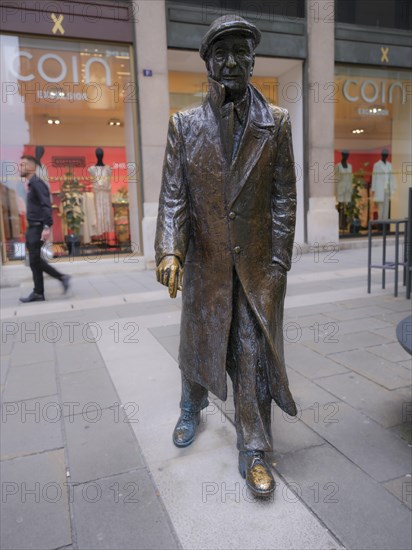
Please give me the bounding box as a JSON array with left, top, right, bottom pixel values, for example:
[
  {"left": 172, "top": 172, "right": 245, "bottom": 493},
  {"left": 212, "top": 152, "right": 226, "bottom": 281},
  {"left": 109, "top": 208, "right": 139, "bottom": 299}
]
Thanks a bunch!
[
  {"left": 61, "top": 275, "right": 71, "bottom": 294},
  {"left": 172, "top": 410, "right": 201, "bottom": 447},
  {"left": 239, "top": 450, "right": 275, "bottom": 497},
  {"left": 19, "top": 292, "right": 45, "bottom": 303}
]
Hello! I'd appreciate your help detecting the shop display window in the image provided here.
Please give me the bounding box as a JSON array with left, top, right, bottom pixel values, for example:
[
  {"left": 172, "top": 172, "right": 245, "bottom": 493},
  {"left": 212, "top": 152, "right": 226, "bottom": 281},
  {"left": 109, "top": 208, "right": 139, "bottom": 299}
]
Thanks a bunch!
[
  {"left": 334, "top": 65, "right": 412, "bottom": 236},
  {"left": 0, "top": 34, "right": 139, "bottom": 261}
]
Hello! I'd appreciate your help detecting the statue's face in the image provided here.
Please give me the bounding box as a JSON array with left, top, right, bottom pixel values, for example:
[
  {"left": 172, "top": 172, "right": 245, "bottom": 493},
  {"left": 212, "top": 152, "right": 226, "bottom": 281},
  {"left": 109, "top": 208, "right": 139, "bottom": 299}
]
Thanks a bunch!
[{"left": 207, "top": 35, "right": 255, "bottom": 101}]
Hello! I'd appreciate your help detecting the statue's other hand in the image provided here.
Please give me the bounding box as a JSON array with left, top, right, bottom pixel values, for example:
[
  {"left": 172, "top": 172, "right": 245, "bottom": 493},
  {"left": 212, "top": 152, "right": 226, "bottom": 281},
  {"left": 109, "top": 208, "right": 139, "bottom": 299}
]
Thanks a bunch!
[{"left": 156, "top": 255, "right": 183, "bottom": 299}]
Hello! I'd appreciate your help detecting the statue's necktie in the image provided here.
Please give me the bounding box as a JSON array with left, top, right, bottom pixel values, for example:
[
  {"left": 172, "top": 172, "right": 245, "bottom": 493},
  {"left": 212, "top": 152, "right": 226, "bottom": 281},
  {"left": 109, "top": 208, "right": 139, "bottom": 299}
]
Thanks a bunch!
[
  {"left": 221, "top": 102, "right": 234, "bottom": 163},
  {"left": 221, "top": 103, "right": 245, "bottom": 163}
]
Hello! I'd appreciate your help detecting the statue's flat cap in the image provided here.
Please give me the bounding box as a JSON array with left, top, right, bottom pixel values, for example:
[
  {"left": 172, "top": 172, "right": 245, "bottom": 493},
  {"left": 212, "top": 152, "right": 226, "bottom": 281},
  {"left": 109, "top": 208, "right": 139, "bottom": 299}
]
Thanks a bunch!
[{"left": 200, "top": 15, "right": 261, "bottom": 60}]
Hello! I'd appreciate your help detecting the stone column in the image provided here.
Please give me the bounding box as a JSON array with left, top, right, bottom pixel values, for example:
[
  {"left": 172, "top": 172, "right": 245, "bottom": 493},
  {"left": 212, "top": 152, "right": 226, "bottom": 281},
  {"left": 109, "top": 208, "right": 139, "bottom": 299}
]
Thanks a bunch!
[
  {"left": 305, "top": 0, "right": 338, "bottom": 245},
  {"left": 133, "top": 0, "right": 169, "bottom": 263}
]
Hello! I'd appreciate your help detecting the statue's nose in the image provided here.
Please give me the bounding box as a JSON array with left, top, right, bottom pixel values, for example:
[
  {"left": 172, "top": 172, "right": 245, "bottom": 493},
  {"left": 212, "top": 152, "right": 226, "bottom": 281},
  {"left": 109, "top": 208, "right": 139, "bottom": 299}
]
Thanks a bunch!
[{"left": 225, "top": 54, "right": 236, "bottom": 68}]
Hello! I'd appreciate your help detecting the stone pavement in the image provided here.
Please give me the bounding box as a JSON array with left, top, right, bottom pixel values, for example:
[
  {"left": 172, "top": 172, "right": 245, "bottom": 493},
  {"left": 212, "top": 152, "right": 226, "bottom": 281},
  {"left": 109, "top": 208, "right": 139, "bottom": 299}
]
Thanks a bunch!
[{"left": 1, "top": 244, "right": 411, "bottom": 550}]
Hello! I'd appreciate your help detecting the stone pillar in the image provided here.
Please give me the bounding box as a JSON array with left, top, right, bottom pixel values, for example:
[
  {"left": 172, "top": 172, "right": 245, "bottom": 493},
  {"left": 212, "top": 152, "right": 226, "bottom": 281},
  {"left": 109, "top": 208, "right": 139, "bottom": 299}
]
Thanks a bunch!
[
  {"left": 133, "top": 0, "right": 169, "bottom": 263},
  {"left": 305, "top": 0, "right": 338, "bottom": 245}
]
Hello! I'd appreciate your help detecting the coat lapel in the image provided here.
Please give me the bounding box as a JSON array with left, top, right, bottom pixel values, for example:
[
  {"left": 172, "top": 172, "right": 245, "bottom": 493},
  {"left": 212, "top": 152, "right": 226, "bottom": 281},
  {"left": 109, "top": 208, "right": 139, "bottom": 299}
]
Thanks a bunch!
[{"left": 226, "top": 86, "right": 275, "bottom": 208}]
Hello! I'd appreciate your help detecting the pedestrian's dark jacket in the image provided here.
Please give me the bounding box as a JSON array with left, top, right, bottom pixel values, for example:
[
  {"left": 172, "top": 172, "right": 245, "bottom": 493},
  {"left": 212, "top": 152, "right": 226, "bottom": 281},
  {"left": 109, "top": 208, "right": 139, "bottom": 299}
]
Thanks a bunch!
[{"left": 26, "top": 174, "right": 53, "bottom": 226}]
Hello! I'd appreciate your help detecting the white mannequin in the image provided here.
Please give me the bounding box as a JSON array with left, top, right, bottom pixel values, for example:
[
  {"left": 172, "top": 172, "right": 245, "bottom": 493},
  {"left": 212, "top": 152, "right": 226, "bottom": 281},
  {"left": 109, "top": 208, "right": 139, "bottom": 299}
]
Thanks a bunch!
[
  {"left": 372, "top": 149, "right": 395, "bottom": 220},
  {"left": 87, "top": 147, "right": 114, "bottom": 234}
]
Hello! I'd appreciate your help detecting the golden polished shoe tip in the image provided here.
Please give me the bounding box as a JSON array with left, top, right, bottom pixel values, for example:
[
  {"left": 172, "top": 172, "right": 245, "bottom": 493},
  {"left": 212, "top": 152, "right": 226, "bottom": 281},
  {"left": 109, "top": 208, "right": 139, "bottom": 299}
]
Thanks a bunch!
[{"left": 248, "top": 463, "right": 275, "bottom": 493}]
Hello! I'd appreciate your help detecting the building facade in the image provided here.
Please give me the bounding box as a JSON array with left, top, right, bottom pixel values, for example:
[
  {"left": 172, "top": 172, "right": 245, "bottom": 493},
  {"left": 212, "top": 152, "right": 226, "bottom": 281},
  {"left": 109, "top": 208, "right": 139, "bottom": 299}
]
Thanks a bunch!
[{"left": 0, "top": 0, "right": 411, "bottom": 264}]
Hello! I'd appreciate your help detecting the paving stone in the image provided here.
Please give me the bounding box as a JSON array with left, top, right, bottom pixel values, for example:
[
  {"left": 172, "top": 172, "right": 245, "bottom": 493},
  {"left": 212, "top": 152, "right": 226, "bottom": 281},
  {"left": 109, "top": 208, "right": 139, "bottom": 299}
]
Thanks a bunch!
[
  {"left": 368, "top": 342, "right": 412, "bottom": 363},
  {"left": 10, "top": 335, "right": 54, "bottom": 367},
  {"left": 284, "top": 344, "right": 348, "bottom": 379},
  {"left": 287, "top": 368, "right": 342, "bottom": 411},
  {"left": 369, "top": 325, "right": 398, "bottom": 341},
  {"left": 334, "top": 296, "right": 388, "bottom": 309},
  {"left": 149, "top": 445, "right": 340, "bottom": 550},
  {"left": 285, "top": 302, "right": 342, "bottom": 317},
  {"left": 398, "top": 359, "right": 412, "bottom": 371},
  {"left": 377, "top": 309, "right": 412, "bottom": 325},
  {"left": 2, "top": 361, "right": 57, "bottom": 403},
  {"left": 315, "top": 372, "right": 408, "bottom": 427},
  {"left": 283, "top": 313, "right": 332, "bottom": 327},
  {"left": 0, "top": 450, "right": 72, "bottom": 550},
  {"left": 59, "top": 368, "right": 118, "bottom": 415},
  {"left": 1, "top": 333, "right": 15, "bottom": 356},
  {"left": 301, "top": 402, "right": 412, "bottom": 482},
  {"left": 270, "top": 406, "right": 324, "bottom": 455},
  {"left": 64, "top": 407, "right": 144, "bottom": 483},
  {"left": 276, "top": 444, "right": 412, "bottom": 550},
  {"left": 332, "top": 316, "right": 391, "bottom": 336},
  {"left": 383, "top": 475, "right": 412, "bottom": 510},
  {"left": 113, "top": 299, "right": 181, "bottom": 318},
  {"left": 322, "top": 305, "right": 392, "bottom": 321},
  {"left": 153, "top": 334, "right": 179, "bottom": 362},
  {"left": 374, "top": 298, "right": 412, "bottom": 312},
  {"left": 303, "top": 330, "right": 391, "bottom": 355},
  {"left": 330, "top": 349, "right": 411, "bottom": 389},
  {"left": 56, "top": 342, "right": 105, "bottom": 374},
  {"left": 149, "top": 324, "right": 180, "bottom": 339},
  {"left": 1, "top": 355, "right": 11, "bottom": 387},
  {"left": 1, "top": 395, "right": 63, "bottom": 460},
  {"left": 390, "top": 422, "right": 412, "bottom": 444},
  {"left": 73, "top": 469, "right": 179, "bottom": 550}
]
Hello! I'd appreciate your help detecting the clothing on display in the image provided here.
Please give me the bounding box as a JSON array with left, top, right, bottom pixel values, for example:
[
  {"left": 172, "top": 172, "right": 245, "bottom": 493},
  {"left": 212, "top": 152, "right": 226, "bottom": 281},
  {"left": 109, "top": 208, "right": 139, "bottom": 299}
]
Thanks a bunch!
[
  {"left": 335, "top": 161, "right": 353, "bottom": 203},
  {"left": 372, "top": 158, "right": 396, "bottom": 220},
  {"left": 87, "top": 164, "right": 114, "bottom": 234},
  {"left": 81, "top": 192, "right": 98, "bottom": 242}
]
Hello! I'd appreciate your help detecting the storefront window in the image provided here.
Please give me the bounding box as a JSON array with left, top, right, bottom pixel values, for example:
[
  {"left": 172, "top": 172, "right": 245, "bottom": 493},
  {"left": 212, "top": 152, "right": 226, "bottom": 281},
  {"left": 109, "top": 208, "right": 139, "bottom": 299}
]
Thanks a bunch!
[
  {"left": 0, "top": 34, "right": 140, "bottom": 262},
  {"left": 334, "top": 65, "right": 412, "bottom": 236}
]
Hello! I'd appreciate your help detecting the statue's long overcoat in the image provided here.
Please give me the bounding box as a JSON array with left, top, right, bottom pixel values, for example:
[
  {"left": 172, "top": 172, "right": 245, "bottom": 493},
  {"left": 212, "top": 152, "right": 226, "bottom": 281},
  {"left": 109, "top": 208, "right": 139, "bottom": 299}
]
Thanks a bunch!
[{"left": 155, "top": 81, "right": 297, "bottom": 414}]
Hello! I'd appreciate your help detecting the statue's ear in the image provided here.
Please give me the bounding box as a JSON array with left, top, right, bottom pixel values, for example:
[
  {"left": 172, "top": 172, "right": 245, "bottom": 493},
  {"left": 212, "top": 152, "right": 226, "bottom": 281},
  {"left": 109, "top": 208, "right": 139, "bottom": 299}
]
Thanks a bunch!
[{"left": 250, "top": 54, "right": 256, "bottom": 77}]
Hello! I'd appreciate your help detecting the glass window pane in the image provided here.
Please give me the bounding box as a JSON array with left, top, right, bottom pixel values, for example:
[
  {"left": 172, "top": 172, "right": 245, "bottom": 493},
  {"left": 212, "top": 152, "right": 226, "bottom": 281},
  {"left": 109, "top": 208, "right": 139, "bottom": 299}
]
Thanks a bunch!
[
  {"left": 334, "top": 65, "right": 412, "bottom": 236},
  {"left": 0, "top": 34, "right": 139, "bottom": 262}
]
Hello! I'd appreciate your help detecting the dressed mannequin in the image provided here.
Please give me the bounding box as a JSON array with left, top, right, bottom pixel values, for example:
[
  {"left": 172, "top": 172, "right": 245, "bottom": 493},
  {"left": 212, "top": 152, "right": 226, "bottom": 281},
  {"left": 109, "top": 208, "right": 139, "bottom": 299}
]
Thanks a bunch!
[
  {"left": 87, "top": 148, "right": 114, "bottom": 235},
  {"left": 335, "top": 150, "right": 352, "bottom": 230},
  {"left": 372, "top": 149, "right": 396, "bottom": 220}
]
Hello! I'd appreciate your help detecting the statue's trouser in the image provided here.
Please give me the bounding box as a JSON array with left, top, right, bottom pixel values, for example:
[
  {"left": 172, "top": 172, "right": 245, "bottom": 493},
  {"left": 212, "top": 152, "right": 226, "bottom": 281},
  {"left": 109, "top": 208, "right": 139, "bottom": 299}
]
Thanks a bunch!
[{"left": 179, "top": 270, "right": 273, "bottom": 452}]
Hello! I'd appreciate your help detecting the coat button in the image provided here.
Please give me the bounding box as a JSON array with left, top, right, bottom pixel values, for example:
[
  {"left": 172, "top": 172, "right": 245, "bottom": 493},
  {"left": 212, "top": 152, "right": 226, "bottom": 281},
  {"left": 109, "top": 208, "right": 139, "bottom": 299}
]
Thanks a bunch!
[
  {"left": 233, "top": 246, "right": 241, "bottom": 254},
  {"left": 229, "top": 211, "right": 236, "bottom": 220}
]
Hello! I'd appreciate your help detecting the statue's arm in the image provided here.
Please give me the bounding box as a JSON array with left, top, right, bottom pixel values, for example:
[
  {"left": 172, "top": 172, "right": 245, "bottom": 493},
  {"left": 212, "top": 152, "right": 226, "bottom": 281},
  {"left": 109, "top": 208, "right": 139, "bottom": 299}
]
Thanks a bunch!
[
  {"left": 271, "top": 110, "right": 297, "bottom": 271},
  {"left": 155, "top": 114, "right": 189, "bottom": 297}
]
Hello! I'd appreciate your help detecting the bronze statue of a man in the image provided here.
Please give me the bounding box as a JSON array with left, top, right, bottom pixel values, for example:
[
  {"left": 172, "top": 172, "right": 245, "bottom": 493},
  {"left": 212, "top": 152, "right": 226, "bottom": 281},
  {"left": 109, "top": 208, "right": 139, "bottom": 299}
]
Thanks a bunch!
[{"left": 155, "top": 15, "right": 297, "bottom": 497}]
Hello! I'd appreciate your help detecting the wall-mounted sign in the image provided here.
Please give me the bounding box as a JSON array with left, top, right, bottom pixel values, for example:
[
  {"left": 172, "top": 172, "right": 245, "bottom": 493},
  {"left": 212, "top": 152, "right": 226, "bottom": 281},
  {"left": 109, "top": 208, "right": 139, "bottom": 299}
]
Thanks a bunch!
[
  {"left": 52, "top": 156, "right": 86, "bottom": 167},
  {"left": 51, "top": 13, "right": 64, "bottom": 35},
  {"left": 380, "top": 47, "right": 389, "bottom": 63},
  {"left": 143, "top": 69, "right": 153, "bottom": 77},
  {"left": 8, "top": 50, "right": 112, "bottom": 85},
  {"left": 342, "top": 79, "right": 408, "bottom": 105}
]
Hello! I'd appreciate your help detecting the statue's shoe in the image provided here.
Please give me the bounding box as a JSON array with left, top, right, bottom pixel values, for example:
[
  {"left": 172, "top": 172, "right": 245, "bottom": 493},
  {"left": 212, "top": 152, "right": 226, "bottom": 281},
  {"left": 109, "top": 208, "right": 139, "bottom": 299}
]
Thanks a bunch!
[
  {"left": 239, "top": 451, "right": 275, "bottom": 497},
  {"left": 172, "top": 411, "right": 201, "bottom": 447}
]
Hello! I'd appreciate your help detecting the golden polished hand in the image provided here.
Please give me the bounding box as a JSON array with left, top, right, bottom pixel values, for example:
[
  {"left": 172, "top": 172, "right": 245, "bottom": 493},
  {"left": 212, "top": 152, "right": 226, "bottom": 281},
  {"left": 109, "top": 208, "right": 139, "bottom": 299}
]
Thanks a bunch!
[{"left": 156, "top": 255, "right": 183, "bottom": 298}]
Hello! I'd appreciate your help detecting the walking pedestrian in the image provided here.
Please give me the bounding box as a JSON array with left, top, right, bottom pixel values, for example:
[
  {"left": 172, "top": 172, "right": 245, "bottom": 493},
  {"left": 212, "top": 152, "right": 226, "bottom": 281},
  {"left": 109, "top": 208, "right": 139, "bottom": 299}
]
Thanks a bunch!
[{"left": 18, "top": 155, "right": 71, "bottom": 303}]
